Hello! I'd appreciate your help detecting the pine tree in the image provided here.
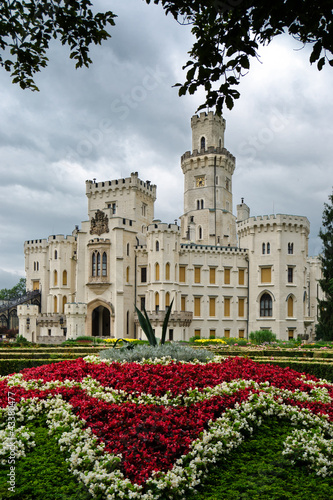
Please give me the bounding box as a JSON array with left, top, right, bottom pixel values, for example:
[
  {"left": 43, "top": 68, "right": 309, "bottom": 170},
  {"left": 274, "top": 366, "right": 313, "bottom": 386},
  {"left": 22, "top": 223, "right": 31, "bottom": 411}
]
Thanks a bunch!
[{"left": 316, "top": 191, "right": 333, "bottom": 340}]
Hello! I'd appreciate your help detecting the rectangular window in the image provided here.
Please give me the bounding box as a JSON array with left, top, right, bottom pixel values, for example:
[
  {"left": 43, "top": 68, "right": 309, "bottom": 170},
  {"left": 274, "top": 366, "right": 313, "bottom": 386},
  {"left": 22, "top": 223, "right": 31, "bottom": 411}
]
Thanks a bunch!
[
  {"left": 194, "top": 329, "right": 201, "bottom": 338},
  {"left": 194, "top": 297, "right": 201, "bottom": 317},
  {"left": 209, "top": 329, "right": 216, "bottom": 339},
  {"left": 33, "top": 281, "right": 40, "bottom": 291},
  {"left": 224, "top": 268, "right": 231, "bottom": 285},
  {"left": 194, "top": 266, "right": 201, "bottom": 284},
  {"left": 288, "top": 267, "right": 293, "bottom": 283},
  {"left": 209, "top": 297, "right": 216, "bottom": 317},
  {"left": 288, "top": 329, "right": 294, "bottom": 340},
  {"left": 141, "top": 267, "right": 147, "bottom": 283},
  {"left": 181, "top": 296, "right": 186, "bottom": 311},
  {"left": 224, "top": 297, "right": 230, "bottom": 317},
  {"left": 179, "top": 266, "right": 186, "bottom": 283},
  {"left": 169, "top": 329, "right": 174, "bottom": 341},
  {"left": 261, "top": 267, "right": 271, "bottom": 283},
  {"left": 238, "top": 269, "right": 245, "bottom": 285},
  {"left": 224, "top": 329, "right": 230, "bottom": 338},
  {"left": 140, "top": 296, "right": 145, "bottom": 311},
  {"left": 239, "top": 329, "right": 245, "bottom": 339},
  {"left": 209, "top": 267, "right": 216, "bottom": 284},
  {"left": 238, "top": 298, "right": 245, "bottom": 317}
]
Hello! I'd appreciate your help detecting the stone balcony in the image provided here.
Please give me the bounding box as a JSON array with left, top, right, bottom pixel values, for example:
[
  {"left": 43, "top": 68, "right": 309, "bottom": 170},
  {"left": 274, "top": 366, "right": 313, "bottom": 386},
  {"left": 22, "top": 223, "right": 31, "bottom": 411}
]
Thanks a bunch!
[{"left": 135, "top": 310, "right": 193, "bottom": 327}]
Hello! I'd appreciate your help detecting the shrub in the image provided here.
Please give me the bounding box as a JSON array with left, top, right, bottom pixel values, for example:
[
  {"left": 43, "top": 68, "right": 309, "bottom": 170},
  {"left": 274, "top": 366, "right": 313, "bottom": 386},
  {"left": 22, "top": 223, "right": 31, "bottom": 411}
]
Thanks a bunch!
[
  {"left": 249, "top": 330, "right": 277, "bottom": 345},
  {"left": 99, "top": 343, "right": 216, "bottom": 363}
]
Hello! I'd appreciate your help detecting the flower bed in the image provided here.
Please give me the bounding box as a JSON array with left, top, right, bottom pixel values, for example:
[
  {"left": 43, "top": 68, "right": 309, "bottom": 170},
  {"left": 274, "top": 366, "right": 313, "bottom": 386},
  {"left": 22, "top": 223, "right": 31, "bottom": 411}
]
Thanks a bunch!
[{"left": 0, "top": 356, "right": 332, "bottom": 499}]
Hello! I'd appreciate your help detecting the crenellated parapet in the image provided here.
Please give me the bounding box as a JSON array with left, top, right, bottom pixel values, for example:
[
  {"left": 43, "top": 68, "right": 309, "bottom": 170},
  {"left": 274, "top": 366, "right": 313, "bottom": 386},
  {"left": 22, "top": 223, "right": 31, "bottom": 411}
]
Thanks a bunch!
[
  {"left": 180, "top": 243, "right": 248, "bottom": 255},
  {"left": 237, "top": 213, "right": 310, "bottom": 238},
  {"left": 86, "top": 171, "right": 157, "bottom": 201}
]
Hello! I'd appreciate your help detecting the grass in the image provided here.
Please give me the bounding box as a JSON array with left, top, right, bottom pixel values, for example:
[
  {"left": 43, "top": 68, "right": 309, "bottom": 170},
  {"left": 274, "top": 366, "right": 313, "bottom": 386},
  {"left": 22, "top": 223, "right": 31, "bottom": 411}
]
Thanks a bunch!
[{"left": 1, "top": 417, "right": 332, "bottom": 499}]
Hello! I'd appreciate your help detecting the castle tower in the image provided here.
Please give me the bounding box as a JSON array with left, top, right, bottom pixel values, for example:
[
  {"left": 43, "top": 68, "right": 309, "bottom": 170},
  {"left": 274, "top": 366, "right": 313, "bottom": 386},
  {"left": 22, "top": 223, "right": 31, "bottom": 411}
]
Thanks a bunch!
[{"left": 180, "top": 112, "right": 237, "bottom": 246}]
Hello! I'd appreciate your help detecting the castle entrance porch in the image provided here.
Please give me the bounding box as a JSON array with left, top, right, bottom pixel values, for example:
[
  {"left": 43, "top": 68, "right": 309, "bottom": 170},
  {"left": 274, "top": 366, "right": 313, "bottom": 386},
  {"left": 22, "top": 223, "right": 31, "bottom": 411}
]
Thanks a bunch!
[{"left": 87, "top": 299, "right": 114, "bottom": 337}]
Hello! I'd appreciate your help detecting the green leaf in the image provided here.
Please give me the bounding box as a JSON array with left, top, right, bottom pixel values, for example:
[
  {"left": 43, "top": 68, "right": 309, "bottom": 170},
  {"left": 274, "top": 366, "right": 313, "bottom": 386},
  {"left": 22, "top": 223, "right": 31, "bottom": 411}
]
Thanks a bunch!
[{"left": 161, "top": 298, "right": 174, "bottom": 345}]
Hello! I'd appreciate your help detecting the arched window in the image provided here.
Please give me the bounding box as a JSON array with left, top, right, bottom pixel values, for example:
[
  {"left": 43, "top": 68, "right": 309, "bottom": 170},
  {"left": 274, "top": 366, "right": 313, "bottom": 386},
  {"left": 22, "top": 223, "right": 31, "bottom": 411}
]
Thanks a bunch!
[
  {"left": 200, "top": 136, "right": 205, "bottom": 150},
  {"left": 165, "top": 262, "right": 170, "bottom": 280},
  {"left": 198, "top": 226, "right": 203, "bottom": 240},
  {"left": 97, "top": 253, "right": 101, "bottom": 276},
  {"left": 155, "top": 292, "right": 159, "bottom": 312},
  {"left": 62, "top": 296, "right": 67, "bottom": 313},
  {"left": 197, "top": 200, "right": 200, "bottom": 210},
  {"left": 54, "top": 295, "right": 58, "bottom": 313},
  {"left": 287, "top": 296, "right": 294, "bottom": 317},
  {"left": 54, "top": 250, "right": 58, "bottom": 260},
  {"left": 54, "top": 270, "right": 58, "bottom": 286},
  {"left": 165, "top": 292, "right": 170, "bottom": 308},
  {"left": 288, "top": 242, "right": 294, "bottom": 254},
  {"left": 156, "top": 240, "right": 159, "bottom": 252},
  {"left": 260, "top": 293, "right": 272, "bottom": 317},
  {"left": 62, "top": 270, "right": 67, "bottom": 286},
  {"left": 126, "top": 243, "right": 130, "bottom": 256},
  {"left": 155, "top": 262, "right": 160, "bottom": 281},
  {"left": 92, "top": 253, "right": 96, "bottom": 276},
  {"left": 126, "top": 266, "right": 130, "bottom": 283},
  {"left": 102, "top": 252, "right": 107, "bottom": 276},
  {"left": 37, "top": 262, "right": 39, "bottom": 271},
  {"left": 34, "top": 262, "right": 36, "bottom": 271},
  {"left": 267, "top": 242, "right": 270, "bottom": 254},
  {"left": 262, "top": 243, "right": 265, "bottom": 255}
]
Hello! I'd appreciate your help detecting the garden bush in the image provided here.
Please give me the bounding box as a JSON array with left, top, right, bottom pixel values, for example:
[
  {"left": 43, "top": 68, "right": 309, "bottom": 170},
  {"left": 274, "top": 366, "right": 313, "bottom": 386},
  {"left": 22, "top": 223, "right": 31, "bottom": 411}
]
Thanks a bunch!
[
  {"left": 99, "top": 343, "right": 215, "bottom": 363},
  {"left": 249, "top": 330, "right": 277, "bottom": 345}
]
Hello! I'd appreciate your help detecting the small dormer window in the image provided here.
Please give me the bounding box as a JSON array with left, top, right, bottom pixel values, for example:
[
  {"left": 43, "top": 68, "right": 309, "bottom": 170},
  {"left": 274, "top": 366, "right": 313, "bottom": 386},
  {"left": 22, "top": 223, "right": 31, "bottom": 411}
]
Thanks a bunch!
[{"left": 200, "top": 136, "right": 205, "bottom": 150}]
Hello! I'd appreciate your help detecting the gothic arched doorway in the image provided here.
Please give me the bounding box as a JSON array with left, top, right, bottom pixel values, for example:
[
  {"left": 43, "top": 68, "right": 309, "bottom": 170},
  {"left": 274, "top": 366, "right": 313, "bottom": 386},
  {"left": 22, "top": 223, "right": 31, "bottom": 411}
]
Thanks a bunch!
[
  {"left": 87, "top": 299, "right": 114, "bottom": 338},
  {"left": 91, "top": 306, "right": 110, "bottom": 337}
]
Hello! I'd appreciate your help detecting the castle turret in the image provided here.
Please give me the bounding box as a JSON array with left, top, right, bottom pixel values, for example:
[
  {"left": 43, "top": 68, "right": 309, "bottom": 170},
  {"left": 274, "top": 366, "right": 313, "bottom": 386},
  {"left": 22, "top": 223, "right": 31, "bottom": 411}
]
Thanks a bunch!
[{"left": 180, "top": 112, "right": 236, "bottom": 247}]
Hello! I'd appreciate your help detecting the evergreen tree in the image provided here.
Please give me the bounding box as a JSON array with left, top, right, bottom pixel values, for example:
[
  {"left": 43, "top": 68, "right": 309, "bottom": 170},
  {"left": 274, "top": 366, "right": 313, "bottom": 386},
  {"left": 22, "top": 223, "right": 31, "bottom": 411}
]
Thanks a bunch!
[{"left": 316, "top": 191, "right": 333, "bottom": 340}]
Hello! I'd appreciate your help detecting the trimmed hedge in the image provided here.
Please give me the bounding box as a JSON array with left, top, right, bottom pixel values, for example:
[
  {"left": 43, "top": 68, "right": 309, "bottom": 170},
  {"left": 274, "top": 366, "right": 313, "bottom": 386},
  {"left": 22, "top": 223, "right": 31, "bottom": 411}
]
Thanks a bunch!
[
  {"left": 255, "top": 359, "right": 333, "bottom": 382},
  {"left": 0, "top": 359, "right": 72, "bottom": 376}
]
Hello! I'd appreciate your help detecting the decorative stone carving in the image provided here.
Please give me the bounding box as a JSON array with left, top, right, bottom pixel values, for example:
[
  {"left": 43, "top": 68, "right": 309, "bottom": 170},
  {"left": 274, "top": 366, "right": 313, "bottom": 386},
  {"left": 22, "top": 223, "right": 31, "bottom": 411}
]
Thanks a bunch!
[{"left": 90, "top": 210, "right": 109, "bottom": 236}]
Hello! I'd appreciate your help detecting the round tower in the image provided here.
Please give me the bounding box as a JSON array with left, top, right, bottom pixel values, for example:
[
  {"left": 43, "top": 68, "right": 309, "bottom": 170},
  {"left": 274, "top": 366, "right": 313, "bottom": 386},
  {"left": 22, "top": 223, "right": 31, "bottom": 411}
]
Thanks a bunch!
[{"left": 180, "top": 112, "right": 236, "bottom": 247}]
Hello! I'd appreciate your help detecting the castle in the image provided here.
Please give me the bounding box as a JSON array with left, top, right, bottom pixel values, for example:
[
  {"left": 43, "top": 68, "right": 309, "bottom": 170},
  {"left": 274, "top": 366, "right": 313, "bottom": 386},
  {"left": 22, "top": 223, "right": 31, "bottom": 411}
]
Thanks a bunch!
[{"left": 18, "top": 112, "right": 322, "bottom": 343}]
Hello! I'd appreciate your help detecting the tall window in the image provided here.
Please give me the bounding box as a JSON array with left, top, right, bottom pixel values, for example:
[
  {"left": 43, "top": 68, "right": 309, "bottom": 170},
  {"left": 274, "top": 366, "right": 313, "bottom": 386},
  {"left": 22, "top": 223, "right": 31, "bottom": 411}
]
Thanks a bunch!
[
  {"left": 288, "top": 242, "right": 294, "bottom": 254},
  {"left": 224, "top": 268, "right": 231, "bottom": 285},
  {"left": 194, "top": 266, "right": 201, "bottom": 284},
  {"left": 224, "top": 298, "right": 231, "bottom": 317},
  {"left": 261, "top": 267, "right": 271, "bottom": 283},
  {"left": 62, "top": 296, "right": 67, "bottom": 313},
  {"left": 155, "top": 263, "right": 160, "bottom": 281},
  {"left": 238, "top": 298, "right": 245, "bottom": 317},
  {"left": 140, "top": 296, "right": 145, "bottom": 310},
  {"left": 156, "top": 240, "right": 159, "bottom": 251},
  {"left": 194, "top": 297, "right": 201, "bottom": 317},
  {"left": 54, "top": 270, "right": 58, "bottom": 286},
  {"left": 141, "top": 267, "right": 147, "bottom": 283},
  {"left": 224, "top": 329, "right": 230, "bottom": 338},
  {"left": 181, "top": 296, "right": 186, "bottom": 311},
  {"left": 198, "top": 226, "right": 203, "bottom": 239},
  {"left": 54, "top": 250, "right": 58, "bottom": 260},
  {"left": 262, "top": 243, "right": 265, "bottom": 255},
  {"left": 287, "top": 296, "right": 294, "bottom": 317},
  {"left": 126, "top": 243, "right": 130, "bottom": 256},
  {"left": 165, "top": 292, "right": 170, "bottom": 308},
  {"left": 267, "top": 242, "right": 270, "bottom": 254},
  {"left": 155, "top": 292, "right": 159, "bottom": 312},
  {"left": 201, "top": 199, "right": 204, "bottom": 209},
  {"left": 200, "top": 136, "right": 205, "bottom": 150},
  {"left": 126, "top": 266, "right": 130, "bottom": 283},
  {"left": 102, "top": 252, "right": 107, "bottom": 276},
  {"left": 209, "top": 267, "right": 216, "bottom": 284},
  {"left": 92, "top": 253, "right": 96, "bottom": 276},
  {"left": 209, "top": 297, "right": 216, "bottom": 317},
  {"left": 97, "top": 253, "right": 101, "bottom": 276},
  {"left": 54, "top": 296, "right": 58, "bottom": 313},
  {"left": 62, "top": 270, "right": 67, "bottom": 286},
  {"left": 260, "top": 293, "right": 272, "bottom": 317},
  {"left": 179, "top": 266, "right": 186, "bottom": 283},
  {"left": 165, "top": 262, "right": 170, "bottom": 281},
  {"left": 238, "top": 269, "right": 245, "bottom": 286},
  {"left": 288, "top": 267, "right": 293, "bottom": 283},
  {"left": 239, "top": 329, "right": 245, "bottom": 339}
]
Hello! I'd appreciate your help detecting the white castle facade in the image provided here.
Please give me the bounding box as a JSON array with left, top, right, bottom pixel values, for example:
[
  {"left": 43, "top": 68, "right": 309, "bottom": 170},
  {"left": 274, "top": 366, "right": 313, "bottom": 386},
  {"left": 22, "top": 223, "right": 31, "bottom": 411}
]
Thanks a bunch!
[{"left": 18, "top": 112, "right": 322, "bottom": 343}]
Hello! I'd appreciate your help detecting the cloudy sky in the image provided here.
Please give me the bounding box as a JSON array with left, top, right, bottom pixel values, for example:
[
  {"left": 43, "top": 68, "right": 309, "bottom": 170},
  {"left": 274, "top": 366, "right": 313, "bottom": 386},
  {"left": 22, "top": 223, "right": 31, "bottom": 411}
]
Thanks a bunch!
[{"left": 0, "top": 0, "right": 332, "bottom": 289}]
